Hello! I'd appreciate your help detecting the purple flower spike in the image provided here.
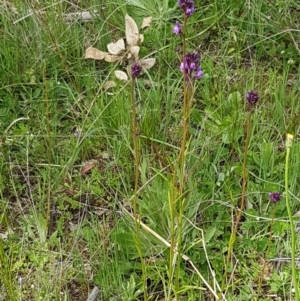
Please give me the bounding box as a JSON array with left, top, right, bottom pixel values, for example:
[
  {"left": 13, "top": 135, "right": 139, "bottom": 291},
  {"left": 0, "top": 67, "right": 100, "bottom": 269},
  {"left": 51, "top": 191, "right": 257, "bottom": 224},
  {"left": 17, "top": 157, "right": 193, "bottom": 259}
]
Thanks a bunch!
[
  {"left": 246, "top": 90, "right": 259, "bottom": 107},
  {"left": 180, "top": 51, "right": 203, "bottom": 82},
  {"left": 178, "top": 0, "right": 195, "bottom": 17},
  {"left": 131, "top": 63, "right": 142, "bottom": 78},
  {"left": 269, "top": 192, "right": 281, "bottom": 204},
  {"left": 173, "top": 20, "right": 181, "bottom": 35}
]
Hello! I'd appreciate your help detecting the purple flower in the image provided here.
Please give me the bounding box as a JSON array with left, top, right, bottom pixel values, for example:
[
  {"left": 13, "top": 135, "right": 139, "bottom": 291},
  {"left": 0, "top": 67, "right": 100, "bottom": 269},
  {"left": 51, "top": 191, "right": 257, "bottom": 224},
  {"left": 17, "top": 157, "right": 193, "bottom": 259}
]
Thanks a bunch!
[
  {"left": 131, "top": 63, "right": 142, "bottom": 78},
  {"left": 269, "top": 192, "right": 281, "bottom": 204},
  {"left": 194, "top": 67, "right": 204, "bottom": 79},
  {"left": 173, "top": 20, "right": 181, "bottom": 35},
  {"left": 178, "top": 0, "right": 195, "bottom": 17},
  {"left": 180, "top": 51, "right": 204, "bottom": 82},
  {"left": 246, "top": 90, "right": 259, "bottom": 107}
]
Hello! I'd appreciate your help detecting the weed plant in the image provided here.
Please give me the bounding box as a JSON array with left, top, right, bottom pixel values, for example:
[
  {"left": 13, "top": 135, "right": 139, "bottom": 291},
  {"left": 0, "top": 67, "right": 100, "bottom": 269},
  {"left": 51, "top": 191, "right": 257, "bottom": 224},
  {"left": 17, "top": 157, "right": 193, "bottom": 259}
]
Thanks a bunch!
[{"left": 0, "top": 0, "right": 300, "bottom": 301}]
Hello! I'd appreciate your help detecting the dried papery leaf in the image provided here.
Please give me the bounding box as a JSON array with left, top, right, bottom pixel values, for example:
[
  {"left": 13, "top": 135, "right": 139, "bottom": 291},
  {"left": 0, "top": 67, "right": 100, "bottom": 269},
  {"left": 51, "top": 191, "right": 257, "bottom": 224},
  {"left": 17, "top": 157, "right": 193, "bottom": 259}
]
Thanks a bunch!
[
  {"left": 115, "top": 70, "right": 128, "bottom": 81},
  {"left": 139, "top": 34, "right": 144, "bottom": 44},
  {"left": 104, "top": 54, "right": 122, "bottom": 62},
  {"left": 107, "top": 38, "right": 125, "bottom": 55},
  {"left": 85, "top": 47, "right": 108, "bottom": 60},
  {"left": 125, "top": 14, "right": 139, "bottom": 46},
  {"left": 140, "top": 58, "right": 156, "bottom": 70},
  {"left": 103, "top": 80, "right": 116, "bottom": 91},
  {"left": 63, "top": 10, "right": 99, "bottom": 23},
  {"left": 141, "top": 16, "right": 152, "bottom": 29},
  {"left": 126, "top": 65, "right": 131, "bottom": 77},
  {"left": 130, "top": 46, "right": 140, "bottom": 60}
]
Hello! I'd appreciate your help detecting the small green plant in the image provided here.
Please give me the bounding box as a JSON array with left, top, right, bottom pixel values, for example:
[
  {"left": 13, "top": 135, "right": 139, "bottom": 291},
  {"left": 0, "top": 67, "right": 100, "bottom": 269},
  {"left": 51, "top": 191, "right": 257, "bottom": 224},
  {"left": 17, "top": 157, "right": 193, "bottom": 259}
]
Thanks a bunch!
[{"left": 121, "top": 274, "right": 143, "bottom": 301}]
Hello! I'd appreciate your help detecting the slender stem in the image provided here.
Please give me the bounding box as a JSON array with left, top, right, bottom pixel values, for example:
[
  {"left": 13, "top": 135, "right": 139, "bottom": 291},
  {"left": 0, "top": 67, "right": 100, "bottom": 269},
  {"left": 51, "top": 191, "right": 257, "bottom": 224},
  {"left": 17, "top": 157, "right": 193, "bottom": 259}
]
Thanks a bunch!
[
  {"left": 43, "top": 64, "right": 52, "bottom": 235},
  {"left": 176, "top": 15, "right": 190, "bottom": 301},
  {"left": 131, "top": 78, "right": 147, "bottom": 301},
  {"left": 131, "top": 79, "right": 139, "bottom": 223},
  {"left": 258, "top": 204, "right": 276, "bottom": 295},
  {"left": 235, "top": 109, "right": 252, "bottom": 237},
  {"left": 179, "top": 16, "right": 188, "bottom": 188},
  {"left": 285, "top": 134, "right": 299, "bottom": 301},
  {"left": 222, "top": 108, "right": 252, "bottom": 292},
  {"left": 169, "top": 15, "right": 189, "bottom": 301}
]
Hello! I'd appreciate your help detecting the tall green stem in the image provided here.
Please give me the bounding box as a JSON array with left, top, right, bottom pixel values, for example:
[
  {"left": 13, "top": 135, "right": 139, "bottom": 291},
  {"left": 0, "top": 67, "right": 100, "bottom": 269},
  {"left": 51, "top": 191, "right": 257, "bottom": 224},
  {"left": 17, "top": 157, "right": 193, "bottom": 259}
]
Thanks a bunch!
[
  {"left": 222, "top": 108, "right": 252, "bottom": 292},
  {"left": 169, "top": 15, "right": 190, "bottom": 301},
  {"left": 43, "top": 65, "right": 52, "bottom": 235},
  {"left": 258, "top": 203, "right": 277, "bottom": 295},
  {"left": 131, "top": 76, "right": 139, "bottom": 227},
  {"left": 285, "top": 133, "right": 299, "bottom": 301},
  {"left": 131, "top": 78, "right": 147, "bottom": 301}
]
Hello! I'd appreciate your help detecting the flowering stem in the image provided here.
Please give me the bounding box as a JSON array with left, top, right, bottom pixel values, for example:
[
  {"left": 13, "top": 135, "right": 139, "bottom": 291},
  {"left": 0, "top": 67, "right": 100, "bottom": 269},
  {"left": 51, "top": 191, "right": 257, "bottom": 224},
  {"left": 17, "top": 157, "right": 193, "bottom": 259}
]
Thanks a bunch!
[
  {"left": 169, "top": 15, "right": 189, "bottom": 301},
  {"left": 170, "top": 2, "right": 202, "bottom": 298},
  {"left": 222, "top": 107, "right": 252, "bottom": 292},
  {"left": 285, "top": 133, "right": 299, "bottom": 301},
  {"left": 131, "top": 79, "right": 139, "bottom": 227},
  {"left": 179, "top": 15, "right": 189, "bottom": 193},
  {"left": 131, "top": 77, "right": 147, "bottom": 301},
  {"left": 258, "top": 203, "right": 277, "bottom": 296}
]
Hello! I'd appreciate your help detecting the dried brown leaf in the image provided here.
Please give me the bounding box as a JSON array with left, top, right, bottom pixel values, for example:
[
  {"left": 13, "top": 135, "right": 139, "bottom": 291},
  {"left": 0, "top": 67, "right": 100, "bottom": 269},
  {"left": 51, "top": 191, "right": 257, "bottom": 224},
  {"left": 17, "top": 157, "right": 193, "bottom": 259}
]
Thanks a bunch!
[
  {"left": 140, "top": 58, "right": 156, "bottom": 70},
  {"left": 81, "top": 161, "right": 97, "bottom": 174},
  {"left": 85, "top": 47, "right": 108, "bottom": 60},
  {"left": 107, "top": 38, "right": 125, "bottom": 55},
  {"left": 104, "top": 54, "right": 122, "bottom": 62},
  {"left": 139, "top": 34, "right": 144, "bottom": 44},
  {"left": 141, "top": 16, "right": 152, "bottom": 29},
  {"left": 125, "top": 14, "right": 139, "bottom": 46},
  {"left": 129, "top": 46, "right": 140, "bottom": 60},
  {"left": 103, "top": 80, "right": 116, "bottom": 91},
  {"left": 114, "top": 70, "right": 128, "bottom": 81}
]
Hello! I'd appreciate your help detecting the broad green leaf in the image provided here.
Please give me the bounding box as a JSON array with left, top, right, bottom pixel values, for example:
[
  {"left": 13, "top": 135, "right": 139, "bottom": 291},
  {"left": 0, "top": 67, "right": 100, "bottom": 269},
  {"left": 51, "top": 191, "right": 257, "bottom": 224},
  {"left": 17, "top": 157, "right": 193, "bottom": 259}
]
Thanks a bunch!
[{"left": 204, "top": 226, "right": 217, "bottom": 243}]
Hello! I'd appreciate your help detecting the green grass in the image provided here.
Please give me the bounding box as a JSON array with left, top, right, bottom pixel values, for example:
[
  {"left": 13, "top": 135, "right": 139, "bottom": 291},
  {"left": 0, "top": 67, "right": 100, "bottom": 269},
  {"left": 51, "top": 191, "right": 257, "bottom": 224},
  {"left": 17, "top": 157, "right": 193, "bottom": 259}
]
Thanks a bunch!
[{"left": 0, "top": 0, "right": 300, "bottom": 300}]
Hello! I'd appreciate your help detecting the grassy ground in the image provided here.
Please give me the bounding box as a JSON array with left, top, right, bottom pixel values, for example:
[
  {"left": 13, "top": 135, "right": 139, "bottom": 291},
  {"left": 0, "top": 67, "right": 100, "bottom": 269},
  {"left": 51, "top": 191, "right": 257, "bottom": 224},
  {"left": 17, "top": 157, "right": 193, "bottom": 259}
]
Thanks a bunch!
[{"left": 0, "top": 0, "right": 300, "bottom": 300}]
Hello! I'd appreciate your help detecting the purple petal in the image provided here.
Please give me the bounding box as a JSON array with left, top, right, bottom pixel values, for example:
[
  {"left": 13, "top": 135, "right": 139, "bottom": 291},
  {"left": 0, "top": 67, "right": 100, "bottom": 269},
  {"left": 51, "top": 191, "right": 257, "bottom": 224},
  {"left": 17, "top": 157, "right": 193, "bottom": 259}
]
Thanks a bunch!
[
  {"left": 173, "top": 20, "right": 181, "bottom": 35},
  {"left": 194, "top": 67, "right": 204, "bottom": 79}
]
